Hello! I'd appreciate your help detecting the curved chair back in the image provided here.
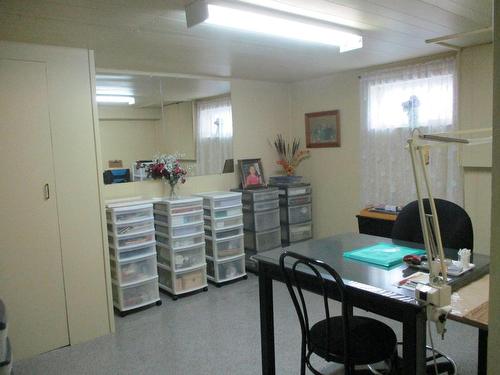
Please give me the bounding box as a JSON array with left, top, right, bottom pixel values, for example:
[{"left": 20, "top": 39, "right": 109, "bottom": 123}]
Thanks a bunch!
[
  {"left": 279, "top": 251, "right": 353, "bottom": 375},
  {"left": 391, "top": 198, "right": 473, "bottom": 252}
]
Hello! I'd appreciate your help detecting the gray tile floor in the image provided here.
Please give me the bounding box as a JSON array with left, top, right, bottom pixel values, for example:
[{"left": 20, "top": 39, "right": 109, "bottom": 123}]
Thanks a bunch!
[{"left": 15, "top": 274, "right": 479, "bottom": 374}]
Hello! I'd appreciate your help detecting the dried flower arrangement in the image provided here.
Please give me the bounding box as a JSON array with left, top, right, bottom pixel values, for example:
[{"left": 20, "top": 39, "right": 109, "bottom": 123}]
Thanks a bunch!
[{"left": 272, "top": 134, "right": 310, "bottom": 176}]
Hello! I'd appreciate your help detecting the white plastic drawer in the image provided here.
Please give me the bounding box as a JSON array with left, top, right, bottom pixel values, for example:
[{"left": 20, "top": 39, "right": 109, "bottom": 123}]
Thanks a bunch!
[
  {"left": 207, "top": 255, "right": 245, "bottom": 283},
  {"left": 108, "top": 229, "right": 155, "bottom": 249},
  {"left": 156, "top": 243, "right": 205, "bottom": 271},
  {"left": 281, "top": 204, "right": 312, "bottom": 224},
  {"left": 109, "top": 242, "right": 156, "bottom": 262},
  {"left": 110, "top": 254, "right": 157, "bottom": 285},
  {"left": 156, "top": 222, "right": 204, "bottom": 237},
  {"left": 244, "top": 227, "right": 282, "bottom": 252},
  {"left": 158, "top": 263, "right": 207, "bottom": 295},
  {"left": 107, "top": 218, "right": 154, "bottom": 236},
  {"left": 282, "top": 222, "right": 313, "bottom": 243},
  {"left": 205, "top": 225, "right": 243, "bottom": 240},
  {"left": 112, "top": 277, "right": 159, "bottom": 311},
  {"left": 206, "top": 234, "right": 244, "bottom": 259},
  {"left": 155, "top": 232, "right": 204, "bottom": 249},
  {"left": 280, "top": 186, "right": 312, "bottom": 197},
  {"left": 204, "top": 205, "right": 242, "bottom": 219},
  {"left": 107, "top": 204, "right": 153, "bottom": 224},
  {"left": 197, "top": 192, "right": 242, "bottom": 209},
  {"left": 280, "top": 194, "right": 312, "bottom": 206},
  {"left": 154, "top": 198, "right": 203, "bottom": 215},
  {"left": 241, "top": 189, "right": 280, "bottom": 203},
  {"left": 243, "top": 199, "right": 279, "bottom": 212},
  {"left": 243, "top": 208, "right": 280, "bottom": 232},
  {"left": 204, "top": 214, "right": 243, "bottom": 230}
]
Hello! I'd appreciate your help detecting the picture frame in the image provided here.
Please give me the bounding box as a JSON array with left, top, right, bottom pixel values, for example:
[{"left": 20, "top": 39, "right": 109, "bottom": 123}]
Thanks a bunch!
[
  {"left": 305, "top": 110, "right": 341, "bottom": 148},
  {"left": 238, "top": 158, "right": 265, "bottom": 189}
]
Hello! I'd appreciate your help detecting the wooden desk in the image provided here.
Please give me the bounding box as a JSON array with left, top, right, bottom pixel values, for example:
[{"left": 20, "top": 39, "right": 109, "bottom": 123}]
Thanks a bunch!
[
  {"left": 356, "top": 208, "right": 397, "bottom": 238},
  {"left": 449, "top": 275, "right": 489, "bottom": 375}
]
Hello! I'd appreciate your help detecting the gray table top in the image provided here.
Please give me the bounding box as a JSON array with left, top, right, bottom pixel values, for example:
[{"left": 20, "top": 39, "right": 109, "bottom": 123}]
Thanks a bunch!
[{"left": 254, "top": 233, "right": 490, "bottom": 303}]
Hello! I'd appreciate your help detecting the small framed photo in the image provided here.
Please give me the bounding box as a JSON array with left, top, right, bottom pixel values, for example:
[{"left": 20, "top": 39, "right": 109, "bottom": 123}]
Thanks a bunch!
[
  {"left": 305, "top": 110, "right": 341, "bottom": 148},
  {"left": 238, "top": 159, "right": 265, "bottom": 189}
]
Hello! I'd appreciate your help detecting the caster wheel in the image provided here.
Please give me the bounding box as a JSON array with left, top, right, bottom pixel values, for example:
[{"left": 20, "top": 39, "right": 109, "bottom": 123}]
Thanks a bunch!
[
  {"left": 172, "top": 296, "right": 178, "bottom": 301},
  {"left": 203, "top": 287, "right": 208, "bottom": 292},
  {"left": 156, "top": 300, "right": 162, "bottom": 306}
]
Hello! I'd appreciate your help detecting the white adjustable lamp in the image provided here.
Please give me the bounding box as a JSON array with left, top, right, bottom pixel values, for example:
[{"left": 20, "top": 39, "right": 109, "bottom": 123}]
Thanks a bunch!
[
  {"left": 185, "top": 0, "right": 363, "bottom": 52},
  {"left": 407, "top": 129, "right": 472, "bottom": 335}
]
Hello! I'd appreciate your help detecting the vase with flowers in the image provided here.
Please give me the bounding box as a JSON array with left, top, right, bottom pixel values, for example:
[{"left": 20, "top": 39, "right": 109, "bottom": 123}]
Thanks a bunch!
[
  {"left": 271, "top": 134, "right": 310, "bottom": 183},
  {"left": 145, "top": 154, "right": 188, "bottom": 198}
]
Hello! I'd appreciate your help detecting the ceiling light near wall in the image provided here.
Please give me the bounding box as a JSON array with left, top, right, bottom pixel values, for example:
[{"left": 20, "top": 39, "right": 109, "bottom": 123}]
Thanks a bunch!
[
  {"left": 185, "top": 1, "right": 362, "bottom": 52},
  {"left": 96, "top": 95, "right": 136, "bottom": 105}
]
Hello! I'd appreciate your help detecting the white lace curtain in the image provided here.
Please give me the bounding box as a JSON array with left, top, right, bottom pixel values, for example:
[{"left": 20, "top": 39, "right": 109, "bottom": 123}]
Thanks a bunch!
[
  {"left": 196, "top": 96, "right": 233, "bottom": 175},
  {"left": 360, "top": 57, "right": 462, "bottom": 207}
]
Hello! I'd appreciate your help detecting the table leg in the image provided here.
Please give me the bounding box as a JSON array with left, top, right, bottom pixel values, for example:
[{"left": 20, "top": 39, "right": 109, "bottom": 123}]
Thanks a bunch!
[
  {"left": 259, "top": 265, "right": 275, "bottom": 375},
  {"left": 402, "top": 310, "right": 427, "bottom": 375},
  {"left": 478, "top": 328, "right": 488, "bottom": 375}
]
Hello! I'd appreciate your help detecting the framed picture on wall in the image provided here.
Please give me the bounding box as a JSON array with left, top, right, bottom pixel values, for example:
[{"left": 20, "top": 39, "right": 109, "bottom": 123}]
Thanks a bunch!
[
  {"left": 238, "top": 158, "right": 265, "bottom": 189},
  {"left": 305, "top": 110, "right": 341, "bottom": 148}
]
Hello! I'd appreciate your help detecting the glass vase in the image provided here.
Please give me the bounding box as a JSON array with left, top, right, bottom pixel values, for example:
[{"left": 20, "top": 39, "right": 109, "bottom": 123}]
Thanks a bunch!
[{"left": 165, "top": 180, "right": 178, "bottom": 199}]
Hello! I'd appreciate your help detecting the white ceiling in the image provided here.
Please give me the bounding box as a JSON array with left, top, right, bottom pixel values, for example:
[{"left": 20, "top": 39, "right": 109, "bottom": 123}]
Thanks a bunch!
[{"left": 0, "top": 0, "right": 493, "bottom": 82}]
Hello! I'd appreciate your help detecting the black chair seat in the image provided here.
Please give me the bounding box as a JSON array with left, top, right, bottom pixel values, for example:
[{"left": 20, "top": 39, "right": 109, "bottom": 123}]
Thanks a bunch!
[{"left": 310, "top": 316, "right": 397, "bottom": 365}]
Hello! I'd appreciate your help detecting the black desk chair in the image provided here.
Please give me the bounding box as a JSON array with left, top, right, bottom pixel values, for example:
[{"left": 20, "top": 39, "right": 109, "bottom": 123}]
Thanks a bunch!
[
  {"left": 392, "top": 198, "right": 473, "bottom": 375},
  {"left": 279, "top": 251, "right": 398, "bottom": 375},
  {"left": 391, "top": 198, "right": 473, "bottom": 252}
]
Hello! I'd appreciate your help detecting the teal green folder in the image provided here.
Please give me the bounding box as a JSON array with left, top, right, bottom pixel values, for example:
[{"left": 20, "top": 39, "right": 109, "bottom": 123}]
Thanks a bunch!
[{"left": 343, "top": 243, "right": 425, "bottom": 268}]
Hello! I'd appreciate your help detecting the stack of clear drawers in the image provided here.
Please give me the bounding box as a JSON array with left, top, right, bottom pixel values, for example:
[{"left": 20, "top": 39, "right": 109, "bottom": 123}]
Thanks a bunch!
[
  {"left": 271, "top": 183, "right": 313, "bottom": 246},
  {"left": 196, "top": 192, "right": 247, "bottom": 286},
  {"left": 0, "top": 299, "right": 11, "bottom": 375},
  {"left": 106, "top": 203, "right": 161, "bottom": 316},
  {"left": 153, "top": 197, "right": 208, "bottom": 300},
  {"left": 233, "top": 188, "right": 282, "bottom": 272}
]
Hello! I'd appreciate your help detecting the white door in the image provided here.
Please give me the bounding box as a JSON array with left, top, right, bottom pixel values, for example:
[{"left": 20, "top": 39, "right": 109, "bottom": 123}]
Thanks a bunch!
[{"left": 0, "top": 59, "right": 69, "bottom": 358}]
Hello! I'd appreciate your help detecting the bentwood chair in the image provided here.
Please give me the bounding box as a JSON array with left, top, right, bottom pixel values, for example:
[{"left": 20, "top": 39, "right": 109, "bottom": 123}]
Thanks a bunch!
[{"left": 279, "top": 251, "right": 398, "bottom": 375}]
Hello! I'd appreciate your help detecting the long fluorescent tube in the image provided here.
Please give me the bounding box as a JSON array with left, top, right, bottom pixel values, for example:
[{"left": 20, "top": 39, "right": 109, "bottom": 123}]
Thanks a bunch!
[
  {"left": 202, "top": 4, "right": 362, "bottom": 52},
  {"left": 96, "top": 95, "right": 136, "bottom": 105}
]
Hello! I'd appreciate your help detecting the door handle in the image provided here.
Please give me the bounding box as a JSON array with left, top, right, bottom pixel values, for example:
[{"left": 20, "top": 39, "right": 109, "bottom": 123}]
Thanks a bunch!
[{"left": 44, "top": 183, "right": 50, "bottom": 200}]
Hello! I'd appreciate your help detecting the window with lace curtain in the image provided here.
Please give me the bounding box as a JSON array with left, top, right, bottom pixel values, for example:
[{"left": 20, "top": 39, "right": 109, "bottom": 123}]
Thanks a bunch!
[
  {"left": 196, "top": 96, "right": 233, "bottom": 175},
  {"left": 360, "top": 57, "right": 462, "bottom": 207}
]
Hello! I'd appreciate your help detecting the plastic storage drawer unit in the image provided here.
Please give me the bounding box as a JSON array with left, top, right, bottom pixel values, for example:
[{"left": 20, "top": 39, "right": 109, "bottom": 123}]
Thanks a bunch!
[
  {"left": 110, "top": 254, "right": 157, "bottom": 285},
  {"left": 109, "top": 242, "right": 156, "bottom": 262},
  {"left": 205, "top": 234, "right": 244, "bottom": 259},
  {"left": 204, "top": 225, "right": 243, "bottom": 240},
  {"left": 279, "top": 194, "right": 312, "bottom": 207},
  {"left": 239, "top": 188, "right": 280, "bottom": 203},
  {"left": 275, "top": 184, "right": 312, "bottom": 197},
  {"left": 155, "top": 232, "right": 204, "bottom": 249},
  {"left": 282, "top": 222, "right": 313, "bottom": 244},
  {"left": 244, "top": 227, "right": 282, "bottom": 252},
  {"left": 106, "top": 204, "right": 154, "bottom": 224},
  {"left": 112, "top": 276, "right": 160, "bottom": 314},
  {"left": 108, "top": 229, "right": 155, "bottom": 249},
  {"left": 153, "top": 197, "right": 203, "bottom": 215},
  {"left": 243, "top": 208, "right": 280, "bottom": 232},
  {"left": 196, "top": 191, "right": 242, "bottom": 210},
  {"left": 206, "top": 254, "right": 246, "bottom": 284},
  {"left": 156, "top": 243, "right": 205, "bottom": 271},
  {"left": 204, "top": 214, "right": 243, "bottom": 230},
  {"left": 242, "top": 199, "right": 279, "bottom": 212},
  {"left": 107, "top": 217, "right": 154, "bottom": 236},
  {"left": 158, "top": 263, "right": 207, "bottom": 298},
  {"left": 280, "top": 204, "right": 312, "bottom": 225}
]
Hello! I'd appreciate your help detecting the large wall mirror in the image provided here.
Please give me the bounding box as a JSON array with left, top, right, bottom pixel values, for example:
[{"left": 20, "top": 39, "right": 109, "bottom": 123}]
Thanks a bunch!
[{"left": 96, "top": 72, "right": 233, "bottom": 183}]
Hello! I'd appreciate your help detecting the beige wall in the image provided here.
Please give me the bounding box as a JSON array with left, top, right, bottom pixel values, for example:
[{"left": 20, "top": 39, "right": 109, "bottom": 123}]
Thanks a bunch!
[
  {"left": 460, "top": 45, "right": 494, "bottom": 255},
  {"left": 98, "top": 106, "right": 161, "bottom": 169},
  {"left": 488, "top": 0, "right": 499, "bottom": 371},
  {"left": 290, "top": 46, "right": 494, "bottom": 254},
  {"left": 104, "top": 78, "right": 291, "bottom": 200}
]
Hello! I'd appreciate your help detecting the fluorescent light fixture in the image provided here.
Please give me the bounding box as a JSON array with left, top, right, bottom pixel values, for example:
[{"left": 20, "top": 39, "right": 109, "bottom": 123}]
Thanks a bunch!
[
  {"left": 96, "top": 95, "right": 135, "bottom": 105},
  {"left": 186, "top": 2, "right": 362, "bottom": 52}
]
